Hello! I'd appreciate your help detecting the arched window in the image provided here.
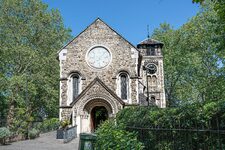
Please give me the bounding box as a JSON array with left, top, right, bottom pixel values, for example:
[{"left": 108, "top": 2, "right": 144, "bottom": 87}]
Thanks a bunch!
[
  {"left": 152, "top": 75, "right": 157, "bottom": 86},
  {"left": 150, "top": 48, "right": 155, "bottom": 55},
  {"left": 120, "top": 73, "right": 128, "bottom": 100},
  {"left": 72, "top": 74, "right": 80, "bottom": 98}
]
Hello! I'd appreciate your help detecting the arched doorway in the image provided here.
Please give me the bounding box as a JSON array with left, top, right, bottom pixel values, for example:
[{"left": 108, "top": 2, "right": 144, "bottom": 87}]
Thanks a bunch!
[
  {"left": 83, "top": 99, "right": 114, "bottom": 133},
  {"left": 91, "top": 106, "right": 108, "bottom": 131}
]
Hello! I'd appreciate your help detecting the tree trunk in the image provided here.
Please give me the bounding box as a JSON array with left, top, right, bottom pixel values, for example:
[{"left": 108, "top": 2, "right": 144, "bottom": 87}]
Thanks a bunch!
[{"left": 6, "top": 99, "right": 15, "bottom": 129}]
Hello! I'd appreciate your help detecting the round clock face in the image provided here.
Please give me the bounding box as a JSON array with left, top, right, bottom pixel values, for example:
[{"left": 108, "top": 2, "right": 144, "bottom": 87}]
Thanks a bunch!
[
  {"left": 146, "top": 63, "right": 157, "bottom": 74},
  {"left": 87, "top": 47, "right": 111, "bottom": 69}
]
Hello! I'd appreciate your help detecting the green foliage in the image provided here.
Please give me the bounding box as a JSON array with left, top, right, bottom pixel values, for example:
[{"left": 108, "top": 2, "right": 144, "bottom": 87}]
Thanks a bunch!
[
  {"left": 0, "top": 127, "right": 11, "bottom": 138},
  {"left": 95, "top": 120, "right": 144, "bottom": 150},
  {"left": 0, "top": 127, "right": 11, "bottom": 145},
  {"left": 192, "top": 0, "right": 204, "bottom": 3},
  {"left": 117, "top": 101, "right": 225, "bottom": 129},
  {"left": 193, "top": 0, "right": 225, "bottom": 29},
  {"left": 0, "top": 94, "right": 7, "bottom": 126},
  {"left": 10, "top": 108, "right": 34, "bottom": 135},
  {"left": 116, "top": 103, "right": 225, "bottom": 149},
  {"left": 0, "top": 0, "right": 71, "bottom": 134},
  {"left": 60, "top": 119, "right": 70, "bottom": 129},
  {"left": 28, "top": 128, "right": 40, "bottom": 139},
  {"left": 39, "top": 118, "right": 60, "bottom": 133},
  {"left": 152, "top": 0, "right": 225, "bottom": 106}
]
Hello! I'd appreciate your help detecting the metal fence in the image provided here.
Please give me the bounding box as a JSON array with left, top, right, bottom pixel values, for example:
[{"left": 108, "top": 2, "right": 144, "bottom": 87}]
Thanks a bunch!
[{"left": 127, "top": 126, "right": 225, "bottom": 150}]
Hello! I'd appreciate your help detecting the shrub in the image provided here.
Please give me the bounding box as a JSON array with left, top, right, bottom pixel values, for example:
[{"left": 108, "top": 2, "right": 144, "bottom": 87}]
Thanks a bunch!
[
  {"left": 117, "top": 102, "right": 225, "bottom": 129},
  {"left": 60, "top": 119, "right": 70, "bottom": 129},
  {"left": 0, "top": 127, "right": 11, "bottom": 145},
  {"left": 39, "top": 118, "right": 60, "bottom": 133},
  {"left": 115, "top": 102, "right": 225, "bottom": 150},
  {"left": 28, "top": 128, "right": 40, "bottom": 139},
  {"left": 95, "top": 120, "right": 144, "bottom": 150}
]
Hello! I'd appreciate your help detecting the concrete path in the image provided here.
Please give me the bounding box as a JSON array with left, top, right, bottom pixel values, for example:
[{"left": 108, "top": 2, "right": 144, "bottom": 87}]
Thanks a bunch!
[{"left": 0, "top": 131, "right": 79, "bottom": 150}]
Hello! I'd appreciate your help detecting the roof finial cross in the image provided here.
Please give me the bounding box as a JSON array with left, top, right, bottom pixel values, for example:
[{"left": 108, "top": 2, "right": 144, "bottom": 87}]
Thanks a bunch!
[{"left": 147, "top": 25, "right": 150, "bottom": 39}]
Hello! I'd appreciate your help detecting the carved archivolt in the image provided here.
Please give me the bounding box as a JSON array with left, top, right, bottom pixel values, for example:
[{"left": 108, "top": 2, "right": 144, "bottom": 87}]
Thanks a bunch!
[
  {"left": 83, "top": 99, "right": 113, "bottom": 114},
  {"left": 76, "top": 95, "right": 119, "bottom": 115}
]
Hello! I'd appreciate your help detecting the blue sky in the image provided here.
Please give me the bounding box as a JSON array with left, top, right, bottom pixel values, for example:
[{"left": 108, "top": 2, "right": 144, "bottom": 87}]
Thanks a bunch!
[{"left": 42, "top": 0, "right": 200, "bottom": 45}]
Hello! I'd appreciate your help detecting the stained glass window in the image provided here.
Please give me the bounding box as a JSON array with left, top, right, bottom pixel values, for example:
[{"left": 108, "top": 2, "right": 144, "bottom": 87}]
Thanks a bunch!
[
  {"left": 120, "top": 74, "right": 128, "bottom": 99},
  {"left": 73, "top": 75, "right": 79, "bottom": 98}
]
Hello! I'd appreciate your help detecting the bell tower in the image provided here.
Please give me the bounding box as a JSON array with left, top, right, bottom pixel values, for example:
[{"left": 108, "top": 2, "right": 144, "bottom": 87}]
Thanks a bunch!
[{"left": 137, "top": 38, "right": 166, "bottom": 108}]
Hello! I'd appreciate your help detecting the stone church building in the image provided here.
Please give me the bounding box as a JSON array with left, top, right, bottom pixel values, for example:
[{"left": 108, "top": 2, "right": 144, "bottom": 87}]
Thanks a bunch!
[{"left": 58, "top": 18, "right": 166, "bottom": 134}]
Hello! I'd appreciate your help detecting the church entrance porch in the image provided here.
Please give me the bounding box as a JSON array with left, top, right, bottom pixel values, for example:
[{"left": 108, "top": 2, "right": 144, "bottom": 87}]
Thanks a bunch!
[
  {"left": 91, "top": 106, "right": 108, "bottom": 132},
  {"left": 77, "top": 98, "right": 115, "bottom": 134}
]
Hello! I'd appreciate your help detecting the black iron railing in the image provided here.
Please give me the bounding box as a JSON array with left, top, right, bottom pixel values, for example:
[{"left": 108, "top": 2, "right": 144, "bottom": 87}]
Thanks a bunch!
[{"left": 127, "top": 126, "right": 225, "bottom": 150}]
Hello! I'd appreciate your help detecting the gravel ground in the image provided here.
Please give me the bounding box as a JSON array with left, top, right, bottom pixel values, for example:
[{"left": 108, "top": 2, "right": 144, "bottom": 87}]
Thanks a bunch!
[{"left": 0, "top": 131, "right": 79, "bottom": 150}]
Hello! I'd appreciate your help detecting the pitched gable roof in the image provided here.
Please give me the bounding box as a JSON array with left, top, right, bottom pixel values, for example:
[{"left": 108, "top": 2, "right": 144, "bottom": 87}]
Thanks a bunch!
[
  {"left": 70, "top": 77, "right": 125, "bottom": 107},
  {"left": 57, "top": 18, "right": 139, "bottom": 56}
]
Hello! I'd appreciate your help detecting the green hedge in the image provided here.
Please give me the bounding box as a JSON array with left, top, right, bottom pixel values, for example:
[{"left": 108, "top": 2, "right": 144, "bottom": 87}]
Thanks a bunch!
[
  {"left": 39, "top": 118, "right": 60, "bottom": 133},
  {"left": 95, "top": 101, "right": 225, "bottom": 150},
  {"left": 95, "top": 120, "right": 144, "bottom": 150},
  {"left": 115, "top": 100, "right": 225, "bottom": 149},
  {"left": 117, "top": 100, "right": 225, "bottom": 129}
]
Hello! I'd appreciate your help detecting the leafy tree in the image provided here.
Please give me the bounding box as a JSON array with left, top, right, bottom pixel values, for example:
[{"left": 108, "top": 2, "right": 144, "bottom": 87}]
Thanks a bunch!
[
  {"left": 0, "top": 0, "right": 71, "bottom": 133},
  {"left": 152, "top": 24, "right": 196, "bottom": 106},
  {"left": 152, "top": 0, "right": 225, "bottom": 106},
  {"left": 192, "top": 0, "right": 225, "bottom": 55}
]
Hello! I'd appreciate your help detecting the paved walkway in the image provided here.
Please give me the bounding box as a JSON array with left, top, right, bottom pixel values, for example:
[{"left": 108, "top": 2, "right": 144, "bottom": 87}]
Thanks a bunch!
[{"left": 0, "top": 131, "right": 79, "bottom": 150}]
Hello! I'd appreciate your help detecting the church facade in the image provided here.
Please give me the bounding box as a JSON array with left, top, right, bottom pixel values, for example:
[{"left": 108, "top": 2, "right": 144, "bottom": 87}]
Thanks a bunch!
[{"left": 58, "top": 18, "right": 166, "bottom": 134}]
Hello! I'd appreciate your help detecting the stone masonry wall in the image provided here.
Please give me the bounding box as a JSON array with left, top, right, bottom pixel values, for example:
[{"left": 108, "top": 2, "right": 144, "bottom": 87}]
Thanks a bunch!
[{"left": 60, "top": 19, "right": 139, "bottom": 106}]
